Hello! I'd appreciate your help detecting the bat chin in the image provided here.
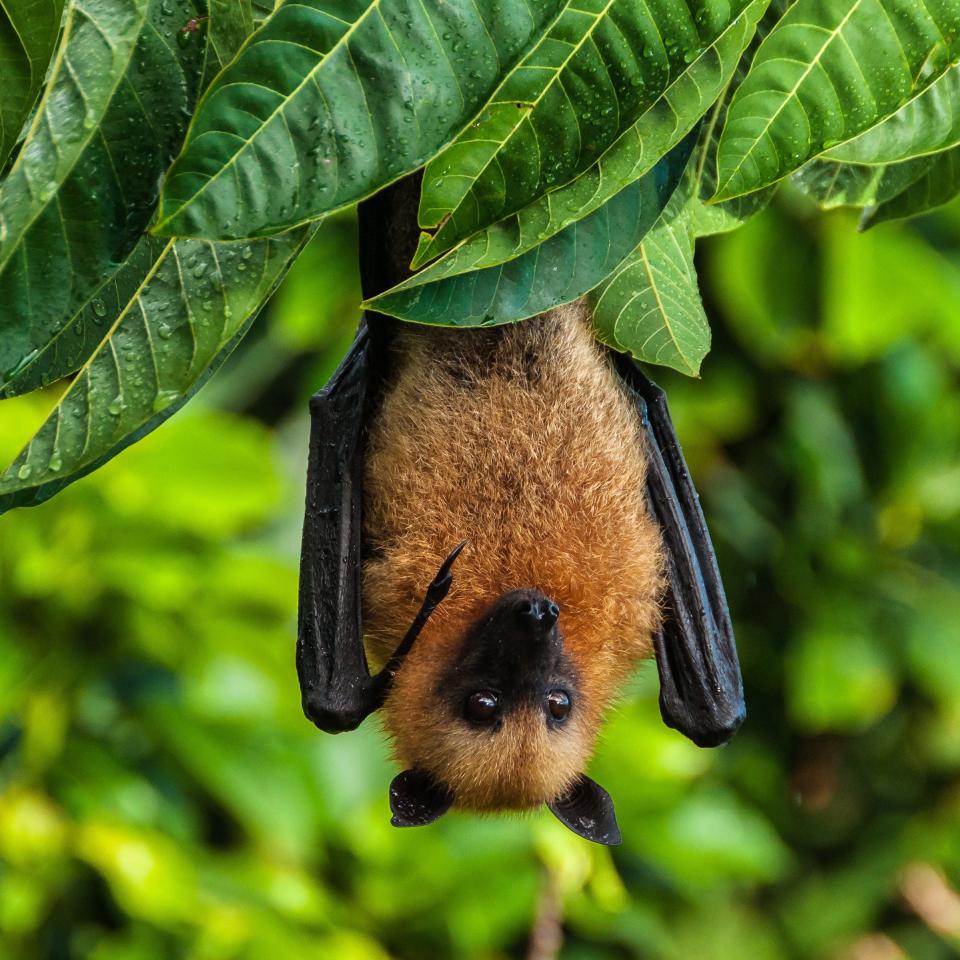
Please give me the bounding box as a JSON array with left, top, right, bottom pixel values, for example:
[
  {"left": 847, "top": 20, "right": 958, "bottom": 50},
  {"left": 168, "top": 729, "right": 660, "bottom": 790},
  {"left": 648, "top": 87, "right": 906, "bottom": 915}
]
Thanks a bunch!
[{"left": 386, "top": 700, "right": 598, "bottom": 813}]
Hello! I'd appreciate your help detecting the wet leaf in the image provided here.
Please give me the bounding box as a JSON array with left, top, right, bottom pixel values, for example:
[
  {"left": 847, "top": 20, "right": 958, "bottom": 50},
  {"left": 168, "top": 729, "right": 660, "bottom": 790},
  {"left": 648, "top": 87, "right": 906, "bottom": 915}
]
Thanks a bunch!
[
  {"left": 792, "top": 157, "right": 933, "bottom": 209},
  {"left": 0, "top": 0, "right": 63, "bottom": 170},
  {"left": 860, "top": 145, "right": 960, "bottom": 227},
  {"left": 823, "top": 64, "right": 960, "bottom": 166},
  {"left": 153, "top": 0, "right": 564, "bottom": 240},
  {"left": 412, "top": 0, "right": 769, "bottom": 268},
  {"left": 0, "top": 0, "right": 206, "bottom": 396},
  {"left": 713, "top": 0, "right": 960, "bottom": 201},
  {"left": 365, "top": 135, "right": 692, "bottom": 326},
  {"left": 589, "top": 196, "right": 709, "bottom": 375},
  {"left": 202, "top": 0, "right": 254, "bottom": 86},
  {"left": 0, "top": 227, "right": 313, "bottom": 513}
]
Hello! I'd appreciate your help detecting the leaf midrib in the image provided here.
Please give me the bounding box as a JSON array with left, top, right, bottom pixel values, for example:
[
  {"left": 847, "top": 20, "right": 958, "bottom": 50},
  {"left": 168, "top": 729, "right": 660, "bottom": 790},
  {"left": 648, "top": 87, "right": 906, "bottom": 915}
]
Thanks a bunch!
[
  {"left": 26, "top": 236, "right": 176, "bottom": 471},
  {"left": 634, "top": 231, "right": 696, "bottom": 374}
]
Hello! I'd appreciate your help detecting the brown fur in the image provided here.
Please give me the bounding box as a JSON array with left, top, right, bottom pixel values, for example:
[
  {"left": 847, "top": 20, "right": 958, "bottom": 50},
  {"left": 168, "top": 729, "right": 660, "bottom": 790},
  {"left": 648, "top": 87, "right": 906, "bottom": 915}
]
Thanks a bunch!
[{"left": 361, "top": 301, "right": 664, "bottom": 810}]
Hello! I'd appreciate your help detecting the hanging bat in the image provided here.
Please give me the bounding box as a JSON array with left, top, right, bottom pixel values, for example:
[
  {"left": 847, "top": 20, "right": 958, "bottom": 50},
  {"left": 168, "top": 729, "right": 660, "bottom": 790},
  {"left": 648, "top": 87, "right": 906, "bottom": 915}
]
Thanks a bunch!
[{"left": 296, "top": 176, "right": 745, "bottom": 846}]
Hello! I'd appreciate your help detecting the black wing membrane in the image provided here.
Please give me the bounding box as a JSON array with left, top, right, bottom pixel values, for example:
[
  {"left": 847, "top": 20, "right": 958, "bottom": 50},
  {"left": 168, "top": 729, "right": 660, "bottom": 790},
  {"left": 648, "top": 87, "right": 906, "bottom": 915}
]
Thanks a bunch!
[
  {"left": 616, "top": 357, "right": 746, "bottom": 747},
  {"left": 296, "top": 323, "right": 464, "bottom": 732},
  {"left": 296, "top": 325, "right": 378, "bottom": 732}
]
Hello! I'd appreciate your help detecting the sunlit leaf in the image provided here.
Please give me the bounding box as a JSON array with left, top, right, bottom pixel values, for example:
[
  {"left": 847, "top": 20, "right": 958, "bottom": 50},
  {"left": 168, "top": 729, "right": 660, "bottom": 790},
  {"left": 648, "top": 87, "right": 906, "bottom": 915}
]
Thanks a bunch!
[
  {"left": 0, "top": 227, "right": 313, "bottom": 513},
  {"left": 153, "top": 0, "right": 564, "bottom": 240},
  {"left": 0, "top": 0, "right": 205, "bottom": 394},
  {"left": 860, "top": 146, "right": 960, "bottom": 227},
  {"left": 713, "top": 0, "right": 960, "bottom": 201},
  {"left": 365, "top": 136, "right": 691, "bottom": 326},
  {"left": 685, "top": 80, "right": 777, "bottom": 236},
  {"left": 412, "top": 0, "right": 769, "bottom": 269},
  {"left": 589, "top": 197, "right": 710, "bottom": 375},
  {"left": 0, "top": 0, "right": 63, "bottom": 170}
]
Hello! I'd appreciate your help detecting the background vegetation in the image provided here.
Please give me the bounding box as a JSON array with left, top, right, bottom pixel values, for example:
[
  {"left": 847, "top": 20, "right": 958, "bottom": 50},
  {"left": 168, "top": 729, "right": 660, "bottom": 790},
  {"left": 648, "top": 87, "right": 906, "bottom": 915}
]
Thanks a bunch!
[{"left": 2, "top": 182, "right": 959, "bottom": 959}]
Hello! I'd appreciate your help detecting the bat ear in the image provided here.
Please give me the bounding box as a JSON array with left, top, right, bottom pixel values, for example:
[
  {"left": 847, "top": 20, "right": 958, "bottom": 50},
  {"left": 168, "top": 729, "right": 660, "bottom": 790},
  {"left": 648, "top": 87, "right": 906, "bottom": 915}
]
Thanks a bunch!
[
  {"left": 389, "top": 769, "right": 455, "bottom": 828},
  {"left": 547, "top": 774, "right": 621, "bottom": 846}
]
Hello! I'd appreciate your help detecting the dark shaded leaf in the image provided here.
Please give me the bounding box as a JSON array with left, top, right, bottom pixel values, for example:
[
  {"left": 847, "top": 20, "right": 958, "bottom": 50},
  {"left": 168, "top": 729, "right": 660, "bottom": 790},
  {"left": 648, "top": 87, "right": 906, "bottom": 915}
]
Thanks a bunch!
[
  {"left": 0, "top": 0, "right": 63, "bottom": 169},
  {"left": 1, "top": 235, "right": 165, "bottom": 397},
  {"left": 365, "top": 135, "right": 692, "bottom": 326},
  {"left": 792, "top": 157, "right": 933, "bottom": 209},
  {"left": 860, "top": 146, "right": 960, "bottom": 228},
  {"left": 202, "top": 0, "right": 254, "bottom": 86}
]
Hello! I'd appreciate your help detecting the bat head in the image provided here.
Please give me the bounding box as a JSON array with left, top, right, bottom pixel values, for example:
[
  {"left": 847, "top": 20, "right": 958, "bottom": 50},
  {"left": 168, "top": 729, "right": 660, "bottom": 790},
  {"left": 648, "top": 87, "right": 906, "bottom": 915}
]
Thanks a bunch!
[{"left": 383, "top": 588, "right": 621, "bottom": 845}]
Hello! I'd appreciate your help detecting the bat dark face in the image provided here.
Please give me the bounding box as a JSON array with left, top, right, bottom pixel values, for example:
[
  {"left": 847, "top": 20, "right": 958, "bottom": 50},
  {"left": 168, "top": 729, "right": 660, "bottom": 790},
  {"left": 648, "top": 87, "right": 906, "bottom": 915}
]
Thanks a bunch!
[
  {"left": 382, "top": 586, "right": 621, "bottom": 845},
  {"left": 440, "top": 589, "right": 576, "bottom": 735}
]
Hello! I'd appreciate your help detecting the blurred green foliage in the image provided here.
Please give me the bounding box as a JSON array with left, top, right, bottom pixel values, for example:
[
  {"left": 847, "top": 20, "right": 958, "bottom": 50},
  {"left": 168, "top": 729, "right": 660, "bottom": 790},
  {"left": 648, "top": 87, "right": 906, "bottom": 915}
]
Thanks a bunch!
[{"left": 2, "top": 195, "right": 960, "bottom": 960}]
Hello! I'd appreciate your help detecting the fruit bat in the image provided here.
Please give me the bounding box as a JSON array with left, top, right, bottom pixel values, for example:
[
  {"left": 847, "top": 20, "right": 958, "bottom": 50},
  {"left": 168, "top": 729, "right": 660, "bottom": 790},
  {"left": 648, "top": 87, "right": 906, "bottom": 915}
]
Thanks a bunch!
[{"left": 296, "top": 173, "right": 745, "bottom": 846}]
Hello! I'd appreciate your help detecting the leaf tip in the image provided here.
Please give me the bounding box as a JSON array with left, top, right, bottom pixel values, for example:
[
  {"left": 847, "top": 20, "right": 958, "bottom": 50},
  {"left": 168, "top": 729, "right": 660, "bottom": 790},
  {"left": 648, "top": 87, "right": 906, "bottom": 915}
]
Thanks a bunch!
[{"left": 409, "top": 231, "right": 436, "bottom": 271}]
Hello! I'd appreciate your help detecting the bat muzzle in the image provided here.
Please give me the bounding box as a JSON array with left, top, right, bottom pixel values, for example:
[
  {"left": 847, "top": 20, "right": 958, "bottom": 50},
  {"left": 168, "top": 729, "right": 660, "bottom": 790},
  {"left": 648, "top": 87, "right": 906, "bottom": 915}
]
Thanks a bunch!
[{"left": 514, "top": 595, "right": 560, "bottom": 634}]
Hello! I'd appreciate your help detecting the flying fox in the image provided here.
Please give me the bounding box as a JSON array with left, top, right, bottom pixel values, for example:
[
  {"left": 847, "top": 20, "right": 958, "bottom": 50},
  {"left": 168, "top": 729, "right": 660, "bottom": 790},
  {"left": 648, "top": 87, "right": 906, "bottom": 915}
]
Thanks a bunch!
[{"left": 296, "top": 178, "right": 744, "bottom": 846}]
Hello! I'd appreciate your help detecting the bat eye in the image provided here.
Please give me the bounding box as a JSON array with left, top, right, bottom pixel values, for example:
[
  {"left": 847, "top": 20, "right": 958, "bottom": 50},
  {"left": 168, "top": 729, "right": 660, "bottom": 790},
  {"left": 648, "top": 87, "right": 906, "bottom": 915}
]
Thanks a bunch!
[
  {"left": 546, "top": 690, "right": 571, "bottom": 721},
  {"left": 464, "top": 691, "right": 499, "bottom": 723}
]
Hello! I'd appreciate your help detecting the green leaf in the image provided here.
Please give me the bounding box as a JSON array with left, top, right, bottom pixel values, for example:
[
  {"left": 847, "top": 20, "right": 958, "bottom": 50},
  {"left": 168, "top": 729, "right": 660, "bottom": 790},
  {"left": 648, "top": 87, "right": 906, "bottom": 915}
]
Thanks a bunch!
[
  {"left": 408, "top": 0, "right": 768, "bottom": 280},
  {"left": 365, "top": 135, "right": 691, "bottom": 326},
  {"left": 685, "top": 77, "right": 777, "bottom": 236},
  {"left": 792, "top": 156, "right": 932, "bottom": 209},
  {"left": 0, "top": 0, "right": 63, "bottom": 170},
  {"left": 681, "top": 3, "right": 784, "bottom": 236},
  {"left": 412, "top": 0, "right": 769, "bottom": 269},
  {"left": 1, "top": 236, "right": 166, "bottom": 397},
  {"left": 713, "top": 0, "right": 960, "bottom": 201},
  {"left": 860, "top": 145, "right": 960, "bottom": 228},
  {"left": 0, "top": 227, "right": 312, "bottom": 513},
  {"left": 202, "top": 0, "right": 254, "bottom": 85},
  {"left": 250, "top": 0, "right": 275, "bottom": 23},
  {"left": 153, "top": 0, "right": 564, "bottom": 240},
  {"left": 588, "top": 197, "right": 709, "bottom": 375},
  {"left": 0, "top": 0, "right": 206, "bottom": 393},
  {"left": 823, "top": 64, "right": 960, "bottom": 166}
]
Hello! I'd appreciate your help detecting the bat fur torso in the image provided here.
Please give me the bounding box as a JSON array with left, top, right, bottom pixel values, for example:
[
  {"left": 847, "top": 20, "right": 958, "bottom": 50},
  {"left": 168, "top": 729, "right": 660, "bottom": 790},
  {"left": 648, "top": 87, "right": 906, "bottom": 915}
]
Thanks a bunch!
[{"left": 361, "top": 302, "right": 664, "bottom": 810}]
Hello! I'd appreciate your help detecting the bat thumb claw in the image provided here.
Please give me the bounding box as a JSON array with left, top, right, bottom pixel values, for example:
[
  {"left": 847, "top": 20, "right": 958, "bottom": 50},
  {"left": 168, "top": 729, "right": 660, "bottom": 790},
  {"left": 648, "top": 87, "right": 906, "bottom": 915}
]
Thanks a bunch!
[{"left": 436, "top": 539, "right": 469, "bottom": 579}]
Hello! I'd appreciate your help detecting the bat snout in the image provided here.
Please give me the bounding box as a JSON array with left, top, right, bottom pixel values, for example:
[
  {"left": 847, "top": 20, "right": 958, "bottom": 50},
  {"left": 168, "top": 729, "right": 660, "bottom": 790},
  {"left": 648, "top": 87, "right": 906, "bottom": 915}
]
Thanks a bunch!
[{"left": 514, "top": 593, "right": 560, "bottom": 634}]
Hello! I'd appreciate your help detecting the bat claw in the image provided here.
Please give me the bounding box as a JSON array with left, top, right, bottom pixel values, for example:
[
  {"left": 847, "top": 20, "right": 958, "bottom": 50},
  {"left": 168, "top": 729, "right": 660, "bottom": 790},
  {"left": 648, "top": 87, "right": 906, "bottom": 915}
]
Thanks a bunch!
[
  {"left": 435, "top": 540, "right": 468, "bottom": 580},
  {"left": 371, "top": 540, "right": 469, "bottom": 705},
  {"left": 425, "top": 540, "right": 468, "bottom": 602}
]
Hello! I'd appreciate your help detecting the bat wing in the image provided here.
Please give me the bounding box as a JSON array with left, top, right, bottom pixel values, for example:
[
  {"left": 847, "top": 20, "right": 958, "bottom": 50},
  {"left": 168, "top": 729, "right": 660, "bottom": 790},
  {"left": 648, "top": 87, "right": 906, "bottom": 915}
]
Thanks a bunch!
[
  {"left": 296, "top": 324, "right": 378, "bottom": 732},
  {"left": 615, "top": 357, "right": 746, "bottom": 747}
]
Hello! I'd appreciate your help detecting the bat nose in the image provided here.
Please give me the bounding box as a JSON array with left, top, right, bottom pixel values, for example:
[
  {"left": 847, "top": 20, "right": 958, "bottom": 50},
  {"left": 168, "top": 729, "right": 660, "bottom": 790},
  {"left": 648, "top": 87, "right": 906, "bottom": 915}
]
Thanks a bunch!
[{"left": 515, "top": 595, "right": 560, "bottom": 632}]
